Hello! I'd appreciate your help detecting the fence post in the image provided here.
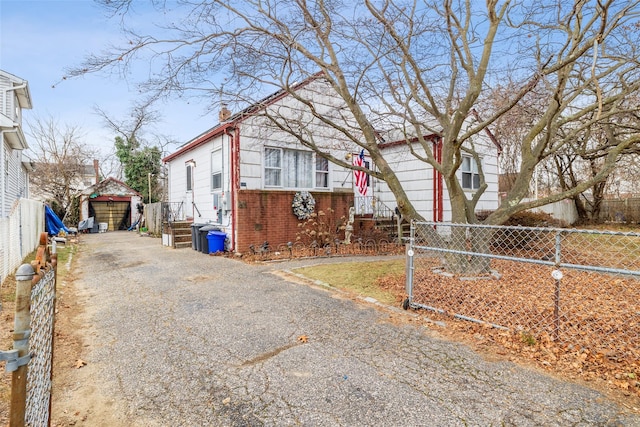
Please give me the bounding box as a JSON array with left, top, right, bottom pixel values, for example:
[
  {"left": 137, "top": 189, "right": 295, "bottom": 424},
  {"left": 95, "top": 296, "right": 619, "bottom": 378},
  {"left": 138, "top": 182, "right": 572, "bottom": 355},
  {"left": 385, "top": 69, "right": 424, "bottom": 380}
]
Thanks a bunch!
[
  {"left": 10, "top": 263, "right": 35, "bottom": 427},
  {"left": 553, "top": 231, "right": 562, "bottom": 341},
  {"left": 404, "top": 222, "right": 415, "bottom": 310}
]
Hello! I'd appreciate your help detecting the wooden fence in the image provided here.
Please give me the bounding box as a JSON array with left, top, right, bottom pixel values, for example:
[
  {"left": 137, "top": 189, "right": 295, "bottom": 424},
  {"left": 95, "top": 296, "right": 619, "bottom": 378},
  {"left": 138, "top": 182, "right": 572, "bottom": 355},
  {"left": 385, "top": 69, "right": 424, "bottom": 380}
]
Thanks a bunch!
[{"left": 599, "top": 198, "right": 640, "bottom": 224}]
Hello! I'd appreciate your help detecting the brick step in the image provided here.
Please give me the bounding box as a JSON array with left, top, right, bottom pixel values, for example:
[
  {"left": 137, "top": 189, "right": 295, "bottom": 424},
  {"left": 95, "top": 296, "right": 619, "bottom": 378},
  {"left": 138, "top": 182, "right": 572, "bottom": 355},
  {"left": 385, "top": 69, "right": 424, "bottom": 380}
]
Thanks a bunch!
[
  {"left": 174, "top": 241, "right": 192, "bottom": 249},
  {"left": 174, "top": 235, "right": 192, "bottom": 243}
]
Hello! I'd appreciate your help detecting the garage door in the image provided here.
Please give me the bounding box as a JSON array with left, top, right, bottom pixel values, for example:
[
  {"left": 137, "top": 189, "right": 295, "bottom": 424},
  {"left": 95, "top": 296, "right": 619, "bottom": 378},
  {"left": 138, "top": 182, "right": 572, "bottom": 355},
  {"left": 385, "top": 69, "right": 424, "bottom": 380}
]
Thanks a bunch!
[{"left": 90, "top": 201, "right": 131, "bottom": 231}]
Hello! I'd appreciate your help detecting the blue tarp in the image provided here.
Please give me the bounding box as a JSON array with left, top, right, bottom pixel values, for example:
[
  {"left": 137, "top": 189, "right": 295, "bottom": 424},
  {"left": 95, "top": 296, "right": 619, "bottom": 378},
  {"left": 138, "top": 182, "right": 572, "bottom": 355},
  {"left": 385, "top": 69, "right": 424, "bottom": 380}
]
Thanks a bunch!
[{"left": 45, "top": 205, "right": 70, "bottom": 236}]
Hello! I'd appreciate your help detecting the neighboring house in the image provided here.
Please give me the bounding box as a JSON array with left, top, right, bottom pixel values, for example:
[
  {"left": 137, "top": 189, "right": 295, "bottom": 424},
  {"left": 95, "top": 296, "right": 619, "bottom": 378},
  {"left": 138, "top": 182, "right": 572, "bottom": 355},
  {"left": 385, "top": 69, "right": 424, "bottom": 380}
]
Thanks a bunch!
[
  {"left": 163, "top": 75, "right": 501, "bottom": 253},
  {"left": 30, "top": 159, "right": 102, "bottom": 204},
  {"left": 0, "top": 69, "right": 34, "bottom": 217},
  {"left": 79, "top": 178, "right": 143, "bottom": 231}
]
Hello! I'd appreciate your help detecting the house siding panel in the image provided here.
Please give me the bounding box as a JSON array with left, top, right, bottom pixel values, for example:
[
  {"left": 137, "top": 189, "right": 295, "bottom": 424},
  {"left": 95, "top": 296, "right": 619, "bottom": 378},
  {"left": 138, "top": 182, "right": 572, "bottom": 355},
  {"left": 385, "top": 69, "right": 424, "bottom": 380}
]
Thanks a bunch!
[
  {"left": 378, "top": 129, "right": 500, "bottom": 222},
  {"left": 2, "top": 142, "right": 29, "bottom": 216}
]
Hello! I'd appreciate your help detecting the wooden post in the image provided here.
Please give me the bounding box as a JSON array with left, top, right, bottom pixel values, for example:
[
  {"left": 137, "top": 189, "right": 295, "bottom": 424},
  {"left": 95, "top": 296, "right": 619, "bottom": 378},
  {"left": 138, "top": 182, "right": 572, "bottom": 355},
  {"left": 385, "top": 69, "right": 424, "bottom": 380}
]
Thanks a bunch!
[{"left": 10, "top": 263, "right": 35, "bottom": 427}]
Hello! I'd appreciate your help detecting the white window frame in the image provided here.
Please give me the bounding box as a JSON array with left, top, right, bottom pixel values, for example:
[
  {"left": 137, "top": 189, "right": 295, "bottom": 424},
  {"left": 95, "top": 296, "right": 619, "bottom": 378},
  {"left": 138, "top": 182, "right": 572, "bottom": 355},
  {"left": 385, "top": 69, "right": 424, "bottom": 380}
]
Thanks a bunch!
[
  {"left": 315, "top": 156, "right": 329, "bottom": 188},
  {"left": 211, "top": 147, "right": 222, "bottom": 191},
  {"left": 265, "top": 147, "right": 326, "bottom": 189},
  {"left": 264, "top": 147, "right": 282, "bottom": 187},
  {"left": 186, "top": 164, "right": 192, "bottom": 192},
  {"left": 461, "top": 155, "right": 480, "bottom": 190}
]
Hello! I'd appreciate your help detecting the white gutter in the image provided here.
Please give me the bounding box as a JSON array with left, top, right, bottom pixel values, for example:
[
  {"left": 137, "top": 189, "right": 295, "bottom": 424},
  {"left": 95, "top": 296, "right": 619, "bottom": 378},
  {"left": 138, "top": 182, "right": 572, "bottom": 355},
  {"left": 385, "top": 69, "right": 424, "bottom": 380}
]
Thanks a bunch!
[
  {"left": 6, "top": 82, "right": 27, "bottom": 92},
  {"left": 6, "top": 82, "right": 32, "bottom": 109}
]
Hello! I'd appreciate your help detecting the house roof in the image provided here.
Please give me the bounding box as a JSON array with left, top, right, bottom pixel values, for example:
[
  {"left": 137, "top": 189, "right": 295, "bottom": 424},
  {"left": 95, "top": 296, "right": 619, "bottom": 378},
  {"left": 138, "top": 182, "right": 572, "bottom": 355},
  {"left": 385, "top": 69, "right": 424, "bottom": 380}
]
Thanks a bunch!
[
  {"left": 81, "top": 177, "right": 142, "bottom": 197},
  {"left": 378, "top": 109, "right": 502, "bottom": 154},
  {"left": 0, "top": 69, "right": 33, "bottom": 109},
  {"left": 163, "top": 73, "right": 325, "bottom": 163}
]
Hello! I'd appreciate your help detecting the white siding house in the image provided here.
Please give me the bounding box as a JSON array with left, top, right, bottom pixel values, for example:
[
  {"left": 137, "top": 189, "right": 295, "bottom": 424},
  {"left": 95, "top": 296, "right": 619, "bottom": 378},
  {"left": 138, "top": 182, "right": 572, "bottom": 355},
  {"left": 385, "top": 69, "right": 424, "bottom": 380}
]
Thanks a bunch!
[
  {"left": 376, "top": 122, "right": 501, "bottom": 222},
  {"left": 164, "top": 75, "right": 501, "bottom": 252},
  {"left": 164, "top": 76, "right": 356, "bottom": 252},
  {"left": 0, "top": 70, "right": 33, "bottom": 217}
]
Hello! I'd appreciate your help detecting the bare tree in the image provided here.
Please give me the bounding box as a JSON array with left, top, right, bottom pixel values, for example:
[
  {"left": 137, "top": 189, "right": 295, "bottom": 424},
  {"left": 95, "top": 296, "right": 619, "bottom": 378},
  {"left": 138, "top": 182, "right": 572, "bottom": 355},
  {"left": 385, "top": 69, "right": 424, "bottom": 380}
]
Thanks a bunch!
[
  {"left": 71, "top": 1, "right": 640, "bottom": 228},
  {"left": 27, "top": 116, "right": 97, "bottom": 222}
]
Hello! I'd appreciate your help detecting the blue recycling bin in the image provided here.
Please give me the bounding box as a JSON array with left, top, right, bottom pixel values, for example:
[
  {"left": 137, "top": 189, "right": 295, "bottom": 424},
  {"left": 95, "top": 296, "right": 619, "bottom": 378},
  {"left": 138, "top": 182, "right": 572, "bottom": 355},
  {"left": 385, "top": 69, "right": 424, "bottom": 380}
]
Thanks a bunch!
[{"left": 206, "top": 231, "right": 226, "bottom": 253}]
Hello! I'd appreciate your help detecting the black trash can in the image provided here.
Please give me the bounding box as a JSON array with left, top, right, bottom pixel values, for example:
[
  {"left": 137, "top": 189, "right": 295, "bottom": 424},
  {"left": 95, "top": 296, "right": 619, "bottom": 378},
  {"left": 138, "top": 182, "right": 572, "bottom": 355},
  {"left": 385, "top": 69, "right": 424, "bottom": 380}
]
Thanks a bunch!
[
  {"left": 191, "top": 223, "right": 206, "bottom": 251},
  {"left": 199, "top": 225, "right": 220, "bottom": 254}
]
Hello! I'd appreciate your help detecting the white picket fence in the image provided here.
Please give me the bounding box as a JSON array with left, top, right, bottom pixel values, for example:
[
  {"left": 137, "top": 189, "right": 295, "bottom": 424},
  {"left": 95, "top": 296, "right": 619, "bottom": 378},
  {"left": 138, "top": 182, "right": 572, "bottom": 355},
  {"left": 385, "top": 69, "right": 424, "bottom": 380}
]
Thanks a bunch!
[{"left": 0, "top": 198, "right": 45, "bottom": 285}]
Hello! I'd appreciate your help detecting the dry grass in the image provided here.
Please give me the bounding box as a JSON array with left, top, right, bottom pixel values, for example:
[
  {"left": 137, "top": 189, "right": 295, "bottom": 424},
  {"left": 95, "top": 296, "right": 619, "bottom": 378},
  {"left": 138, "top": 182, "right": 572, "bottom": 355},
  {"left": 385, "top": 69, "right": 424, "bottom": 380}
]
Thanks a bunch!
[{"left": 0, "top": 242, "right": 77, "bottom": 424}]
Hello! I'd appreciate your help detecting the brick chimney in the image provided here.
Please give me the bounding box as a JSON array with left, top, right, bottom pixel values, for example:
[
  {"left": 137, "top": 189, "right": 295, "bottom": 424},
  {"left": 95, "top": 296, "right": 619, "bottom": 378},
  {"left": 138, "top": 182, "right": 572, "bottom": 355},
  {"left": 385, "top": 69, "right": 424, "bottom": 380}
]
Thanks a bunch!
[
  {"left": 219, "top": 103, "right": 232, "bottom": 122},
  {"left": 93, "top": 159, "right": 100, "bottom": 184}
]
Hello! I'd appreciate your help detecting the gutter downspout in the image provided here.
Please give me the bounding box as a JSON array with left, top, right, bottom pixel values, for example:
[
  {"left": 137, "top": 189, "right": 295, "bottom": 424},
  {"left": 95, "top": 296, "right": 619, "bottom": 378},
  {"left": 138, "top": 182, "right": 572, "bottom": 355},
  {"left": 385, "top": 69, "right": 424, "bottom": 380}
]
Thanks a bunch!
[
  {"left": 224, "top": 126, "right": 237, "bottom": 252},
  {"left": 233, "top": 126, "right": 241, "bottom": 252}
]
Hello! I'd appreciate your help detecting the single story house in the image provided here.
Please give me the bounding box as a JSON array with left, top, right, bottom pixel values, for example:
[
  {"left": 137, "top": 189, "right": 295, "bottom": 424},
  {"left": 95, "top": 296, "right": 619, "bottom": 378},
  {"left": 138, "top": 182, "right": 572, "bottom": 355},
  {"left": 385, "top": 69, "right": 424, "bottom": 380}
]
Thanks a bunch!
[
  {"left": 163, "top": 75, "right": 500, "bottom": 253},
  {"left": 163, "top": 75, "right": 356, "bottom": 252}
]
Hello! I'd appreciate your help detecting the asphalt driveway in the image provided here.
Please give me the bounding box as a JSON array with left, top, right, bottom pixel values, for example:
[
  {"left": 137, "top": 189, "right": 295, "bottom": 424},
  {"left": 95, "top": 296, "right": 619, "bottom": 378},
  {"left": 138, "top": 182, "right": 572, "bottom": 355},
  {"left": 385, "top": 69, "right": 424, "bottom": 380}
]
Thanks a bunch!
[{"left": 52, "top": 231, "right": 639, "bottom": 426}]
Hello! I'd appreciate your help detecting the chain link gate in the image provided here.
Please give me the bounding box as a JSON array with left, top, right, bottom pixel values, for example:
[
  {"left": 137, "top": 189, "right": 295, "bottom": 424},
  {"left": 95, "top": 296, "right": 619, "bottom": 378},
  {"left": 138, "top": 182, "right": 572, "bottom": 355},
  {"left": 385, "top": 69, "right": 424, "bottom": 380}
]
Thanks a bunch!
[
  {"left": 1, "top": 233, "right": 57, "bottom": 427},
  {"left": 404, "top": 222, "right": 640, "bottom": 376}
]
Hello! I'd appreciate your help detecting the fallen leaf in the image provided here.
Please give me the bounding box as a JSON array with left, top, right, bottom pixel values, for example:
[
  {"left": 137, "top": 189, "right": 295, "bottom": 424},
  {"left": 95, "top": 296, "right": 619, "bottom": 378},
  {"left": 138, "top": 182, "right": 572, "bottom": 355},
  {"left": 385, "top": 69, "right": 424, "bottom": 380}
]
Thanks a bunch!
[
  {"left": 297, "top": 335, "right": 309, "bottom": 343},
  {"left": 74, "top": 359, "right": 87, "bottom": 369}
]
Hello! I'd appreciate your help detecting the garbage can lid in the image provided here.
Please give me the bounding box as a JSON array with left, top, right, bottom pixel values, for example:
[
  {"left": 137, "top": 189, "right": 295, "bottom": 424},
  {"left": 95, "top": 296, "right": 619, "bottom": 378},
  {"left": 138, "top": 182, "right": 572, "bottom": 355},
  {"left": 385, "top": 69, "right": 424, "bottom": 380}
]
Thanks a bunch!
[
  {"left": 207, "top": 230, "right": 226, "bottom": 236},
  {"left": 199, "top": 225, "right": 220, "bottom": 231}
]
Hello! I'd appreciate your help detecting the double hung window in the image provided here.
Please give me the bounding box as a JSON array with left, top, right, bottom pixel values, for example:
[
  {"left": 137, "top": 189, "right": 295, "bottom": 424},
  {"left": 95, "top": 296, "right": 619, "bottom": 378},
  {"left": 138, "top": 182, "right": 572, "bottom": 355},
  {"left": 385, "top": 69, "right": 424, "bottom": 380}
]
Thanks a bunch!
[
  {"left": 265, "top": 147, "right": 328, "bottom": 189},
  {"left": 211, "top": 148, "right": 222, "bottom": 191},
  {"left": 461, "top": 156, "right": 480, "bottom": 190}
]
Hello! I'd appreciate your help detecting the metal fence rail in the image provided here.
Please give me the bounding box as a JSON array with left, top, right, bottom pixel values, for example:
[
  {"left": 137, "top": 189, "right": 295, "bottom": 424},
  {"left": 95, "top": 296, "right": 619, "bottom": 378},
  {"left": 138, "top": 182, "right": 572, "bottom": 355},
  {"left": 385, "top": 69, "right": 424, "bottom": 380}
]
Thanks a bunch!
[
  {"left": 2, "top": 233, "right": 57, "bottom": 427},
  {"left": 405, "top": 222, "right": 639, "bottom": 373}
]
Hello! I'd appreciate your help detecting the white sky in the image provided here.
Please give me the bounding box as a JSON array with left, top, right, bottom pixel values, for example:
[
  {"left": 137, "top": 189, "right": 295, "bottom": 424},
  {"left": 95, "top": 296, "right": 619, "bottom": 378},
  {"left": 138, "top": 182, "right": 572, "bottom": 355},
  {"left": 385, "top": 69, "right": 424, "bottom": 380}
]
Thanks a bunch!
[{"left": 0, "top": 0, "right": 216, "bottom": 160}]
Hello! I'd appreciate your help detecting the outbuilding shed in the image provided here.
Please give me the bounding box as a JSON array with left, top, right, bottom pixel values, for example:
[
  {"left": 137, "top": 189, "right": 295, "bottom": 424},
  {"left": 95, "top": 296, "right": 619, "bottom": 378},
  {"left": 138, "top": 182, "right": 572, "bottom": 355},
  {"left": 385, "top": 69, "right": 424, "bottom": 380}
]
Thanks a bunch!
[{"left": 79, "top": 178, "right": 143, "bottom": 231}]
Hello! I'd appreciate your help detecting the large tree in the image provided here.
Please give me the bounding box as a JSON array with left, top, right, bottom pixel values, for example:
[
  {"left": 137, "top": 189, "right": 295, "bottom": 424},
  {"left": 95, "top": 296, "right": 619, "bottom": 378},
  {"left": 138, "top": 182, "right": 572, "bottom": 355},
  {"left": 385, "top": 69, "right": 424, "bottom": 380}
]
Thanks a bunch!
[
  {"left": 96, "top": 99, "right": 174, "bottom": 203},
  {"left": 73, "top": 0, "right": 640, "bottom": 227},
  {"left": 27, "top": 115, "right": 97, "bottom": 222}
]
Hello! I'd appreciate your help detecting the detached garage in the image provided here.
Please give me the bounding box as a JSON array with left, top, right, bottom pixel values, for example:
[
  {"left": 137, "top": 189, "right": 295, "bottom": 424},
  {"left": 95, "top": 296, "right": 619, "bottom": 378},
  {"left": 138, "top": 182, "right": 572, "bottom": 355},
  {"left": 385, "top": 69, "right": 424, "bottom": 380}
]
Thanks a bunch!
[{"left": 79, "top": 178, "right": 143, "bottom": 231}]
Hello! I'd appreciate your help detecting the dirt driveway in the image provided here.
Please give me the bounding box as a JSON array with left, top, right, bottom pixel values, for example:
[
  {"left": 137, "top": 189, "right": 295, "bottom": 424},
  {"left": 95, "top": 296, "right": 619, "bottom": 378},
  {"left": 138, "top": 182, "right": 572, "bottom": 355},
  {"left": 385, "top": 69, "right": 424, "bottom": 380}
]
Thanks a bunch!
[{"left": 51, "top": 232, "right": 639, "bottom": 426}]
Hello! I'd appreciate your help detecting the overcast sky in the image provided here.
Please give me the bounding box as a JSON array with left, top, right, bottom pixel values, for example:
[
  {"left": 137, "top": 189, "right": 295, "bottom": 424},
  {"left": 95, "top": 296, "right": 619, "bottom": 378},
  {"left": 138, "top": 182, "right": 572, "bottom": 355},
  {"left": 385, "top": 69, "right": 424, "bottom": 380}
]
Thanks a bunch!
[{"left": 1, "top": 0, "right": 215, "bottom": 160}]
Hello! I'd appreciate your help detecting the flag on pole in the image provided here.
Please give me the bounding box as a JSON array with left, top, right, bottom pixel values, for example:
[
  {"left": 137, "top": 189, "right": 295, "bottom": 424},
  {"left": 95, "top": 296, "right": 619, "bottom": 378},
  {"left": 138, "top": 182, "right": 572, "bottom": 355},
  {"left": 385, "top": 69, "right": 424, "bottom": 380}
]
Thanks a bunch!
[{"left": 353, "top": 149, "right": 368, "bottom": 195}]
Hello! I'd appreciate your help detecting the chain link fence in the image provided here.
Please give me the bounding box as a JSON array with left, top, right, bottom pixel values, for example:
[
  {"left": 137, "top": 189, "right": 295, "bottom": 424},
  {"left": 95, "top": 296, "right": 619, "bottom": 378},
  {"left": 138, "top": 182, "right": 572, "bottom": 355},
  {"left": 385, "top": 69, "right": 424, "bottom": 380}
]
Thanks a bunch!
[
  {"left": 2, "top": 233, "right": 57, "bottom": 426},
  {"left": 405, "top": 222, "right": 640, "bottom": 391}
]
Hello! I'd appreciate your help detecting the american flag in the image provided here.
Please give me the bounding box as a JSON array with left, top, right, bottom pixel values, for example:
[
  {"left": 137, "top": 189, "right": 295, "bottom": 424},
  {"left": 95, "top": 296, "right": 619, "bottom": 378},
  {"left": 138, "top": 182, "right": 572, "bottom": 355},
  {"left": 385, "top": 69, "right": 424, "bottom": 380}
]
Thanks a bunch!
[{"left": 353, "top": 149, "right": 368, "bottom": 195}]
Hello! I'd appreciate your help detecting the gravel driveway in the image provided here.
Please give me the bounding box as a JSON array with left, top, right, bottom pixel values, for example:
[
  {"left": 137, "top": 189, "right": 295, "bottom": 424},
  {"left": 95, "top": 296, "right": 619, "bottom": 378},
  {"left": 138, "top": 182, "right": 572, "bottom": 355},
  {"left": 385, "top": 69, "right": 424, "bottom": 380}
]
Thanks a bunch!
[{"left": 52, "top": 231, "right": 639, "bottom": 426}]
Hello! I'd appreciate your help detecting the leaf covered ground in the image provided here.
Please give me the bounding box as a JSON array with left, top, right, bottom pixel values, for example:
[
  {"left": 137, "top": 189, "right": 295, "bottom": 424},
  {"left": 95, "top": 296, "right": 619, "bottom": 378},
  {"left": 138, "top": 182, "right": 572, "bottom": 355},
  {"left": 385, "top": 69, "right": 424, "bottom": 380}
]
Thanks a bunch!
[{"left": 310, "top": 258, "right": 640, "bottom": 409}]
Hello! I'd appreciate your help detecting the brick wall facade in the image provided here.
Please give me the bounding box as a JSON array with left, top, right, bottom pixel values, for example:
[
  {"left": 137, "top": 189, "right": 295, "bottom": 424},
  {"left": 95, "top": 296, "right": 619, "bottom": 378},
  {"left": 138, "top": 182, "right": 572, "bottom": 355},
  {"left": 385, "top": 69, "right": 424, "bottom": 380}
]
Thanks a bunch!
[{"left": 235, "top": 190, "right": 354, "bottom": 253}]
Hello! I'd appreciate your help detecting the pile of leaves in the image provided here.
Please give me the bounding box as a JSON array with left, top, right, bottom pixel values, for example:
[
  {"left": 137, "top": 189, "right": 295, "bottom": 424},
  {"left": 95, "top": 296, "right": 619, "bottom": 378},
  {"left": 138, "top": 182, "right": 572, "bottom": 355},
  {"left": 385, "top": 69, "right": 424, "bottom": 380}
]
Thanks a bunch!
[{"left": 381, "top": 259, "right": 640, "bottom": 401}]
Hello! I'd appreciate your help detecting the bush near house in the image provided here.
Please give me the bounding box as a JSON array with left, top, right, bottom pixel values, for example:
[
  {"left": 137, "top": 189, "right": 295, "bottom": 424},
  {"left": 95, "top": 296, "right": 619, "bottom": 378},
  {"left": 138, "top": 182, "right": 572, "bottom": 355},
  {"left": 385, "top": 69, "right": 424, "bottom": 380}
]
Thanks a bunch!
[{"left": 476, "top": 210, "right": 568, "bottom": 251}]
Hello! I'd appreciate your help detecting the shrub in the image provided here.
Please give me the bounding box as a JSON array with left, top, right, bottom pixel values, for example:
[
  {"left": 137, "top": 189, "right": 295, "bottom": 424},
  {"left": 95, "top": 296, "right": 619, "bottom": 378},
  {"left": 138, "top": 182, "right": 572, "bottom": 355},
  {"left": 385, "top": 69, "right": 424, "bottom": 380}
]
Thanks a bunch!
[
  {"left": 476, "top": 210, "right": 567, "bottom": 250},
  {"left": 476, "top": 210, "right": 567, "bottom": 228},
  {"left": 295, "top": 208, "right": 346, "bottom": 247}
]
